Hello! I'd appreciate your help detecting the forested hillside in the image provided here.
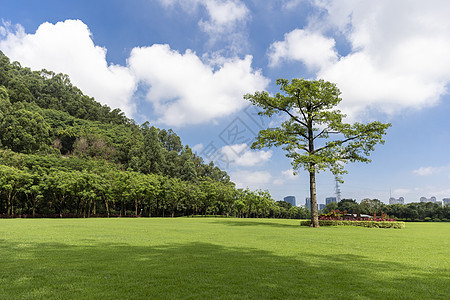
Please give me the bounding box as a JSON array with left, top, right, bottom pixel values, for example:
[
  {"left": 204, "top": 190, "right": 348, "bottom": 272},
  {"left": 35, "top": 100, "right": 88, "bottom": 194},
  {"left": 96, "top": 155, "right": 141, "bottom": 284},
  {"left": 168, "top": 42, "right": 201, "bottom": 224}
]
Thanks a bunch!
[{"left": 0, "top": 51, "right": 310, "bottom": 219}]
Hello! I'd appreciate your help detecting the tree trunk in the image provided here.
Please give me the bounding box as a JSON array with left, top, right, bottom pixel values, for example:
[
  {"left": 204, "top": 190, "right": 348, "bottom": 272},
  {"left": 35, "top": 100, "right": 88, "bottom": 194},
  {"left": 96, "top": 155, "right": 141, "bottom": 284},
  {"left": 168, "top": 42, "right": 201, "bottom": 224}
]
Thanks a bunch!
[
  {"left": 105, "top": 197, "right": 110, "bottom": 218},
  {"left": 309, "top": 169, "right": 320, "bottom": 227},
  {"left": 88, "top": 199, "right": 92, "bottom": 218},
  {"left": 6, "top": 192, "right": 12, "bottom": 216},
  {"left": 135, "top": 199, "right": 138, "bottom": 217}
]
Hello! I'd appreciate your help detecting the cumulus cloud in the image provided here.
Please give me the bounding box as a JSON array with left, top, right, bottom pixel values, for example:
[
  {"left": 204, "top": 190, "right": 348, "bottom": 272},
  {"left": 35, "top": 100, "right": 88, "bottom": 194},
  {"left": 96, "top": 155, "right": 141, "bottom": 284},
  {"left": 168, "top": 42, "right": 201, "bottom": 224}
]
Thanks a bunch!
[
  {"left": 219, "top": 143, "right": 272, "bottom": 167},
  {"left": 159, "top": 0, "right": 250, "bottom": 53},
  {"left": 0, "top": 19, "right": 268, "bottom": 126},
  {"left": 413, "top": 167, "right": 437, "bottom": 176},
  {"left": 268, "top": 29, "right": 338, "bottom": 70},
  {"left": 229, "top": 170, "right": 272, "bottom": 189},
  {"left": 0, "top": 20, "right": 137, "bottom": 116},
  {"left": 281, "top": 169, "right": 297, "bottom": 180},
  {"left": 272, "top": 169, "right": 298, "bottom": 185},
  {"left": 270, "top": 0, "right": 450, "bottom": 118},
  {"left": 192, "top": 143, "right": 204, "bottom": 153},
  {"left": 129, "top": 45, "right": 268, "bottom": 126},
  {"left": 413, "top": 165, "right": 450, "bottom": 176}
]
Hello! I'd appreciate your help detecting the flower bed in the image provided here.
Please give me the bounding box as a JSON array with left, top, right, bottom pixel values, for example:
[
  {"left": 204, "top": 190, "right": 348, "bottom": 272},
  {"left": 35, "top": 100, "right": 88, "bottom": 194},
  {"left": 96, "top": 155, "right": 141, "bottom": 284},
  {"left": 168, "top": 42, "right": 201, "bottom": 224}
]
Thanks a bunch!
[
  {"left": 300, "top": 219, "right": 406, "bottom": 229},
  {"left": 300, "top": 209, "right": 406, "bottom": 228}
]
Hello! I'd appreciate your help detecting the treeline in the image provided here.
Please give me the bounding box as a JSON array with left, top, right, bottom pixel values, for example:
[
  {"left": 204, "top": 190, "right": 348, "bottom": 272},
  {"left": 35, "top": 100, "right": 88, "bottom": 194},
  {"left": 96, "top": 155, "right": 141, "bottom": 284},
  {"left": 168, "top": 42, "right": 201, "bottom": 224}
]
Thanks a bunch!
[
  {"left": 322, "top": 199, "right": 450, "bottom": 222},
  {"left": 0, "top": 150, "right": 311, "bottom": 219}
]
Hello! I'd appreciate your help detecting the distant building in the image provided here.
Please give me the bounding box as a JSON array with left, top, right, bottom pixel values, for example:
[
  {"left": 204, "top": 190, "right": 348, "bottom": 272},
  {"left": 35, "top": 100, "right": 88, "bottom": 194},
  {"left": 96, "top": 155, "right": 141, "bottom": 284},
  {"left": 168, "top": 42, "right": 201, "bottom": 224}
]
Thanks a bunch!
[
  {"left": 325, "top": 197, "right": 337, "bottom": 205},
  {"left": 305, "top": 197, "right": 319, "bottom": 211},
  {"left": 283, "top": 196, "right": 296, "bottom": 207},
  {"left": 389, "top": 197, "right": 405, "bottom": 205},
  {"left": 319, "top": 204, "right": 326, "bottom": 211},
  {"left": 420, "top": 196, "right": 437, "bottom": 203},
  {"left": 443, "top": 198, "right": 450, "bottom": 206}
]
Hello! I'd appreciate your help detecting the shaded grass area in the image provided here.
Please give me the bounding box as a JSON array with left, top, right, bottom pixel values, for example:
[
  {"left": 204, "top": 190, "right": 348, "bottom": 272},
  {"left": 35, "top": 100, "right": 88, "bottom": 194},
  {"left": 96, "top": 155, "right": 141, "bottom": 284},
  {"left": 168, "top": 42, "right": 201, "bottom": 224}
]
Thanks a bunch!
[{"left": 0, "top": 218, "right": 449, "bottom": 299}]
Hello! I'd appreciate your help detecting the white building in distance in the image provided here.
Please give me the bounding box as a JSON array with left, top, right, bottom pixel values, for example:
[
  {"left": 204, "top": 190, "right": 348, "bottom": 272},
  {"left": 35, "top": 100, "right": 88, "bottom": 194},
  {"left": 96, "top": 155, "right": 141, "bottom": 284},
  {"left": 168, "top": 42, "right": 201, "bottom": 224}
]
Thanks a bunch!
[
  {"left": 420, "top": 196, "right": 437, "bottom": 203},
  {"left": 389, "top": 197, "right": 405, "bottom": 205},
  {"left": 443, "top": 198, "right": 450, "bottom": 206}
]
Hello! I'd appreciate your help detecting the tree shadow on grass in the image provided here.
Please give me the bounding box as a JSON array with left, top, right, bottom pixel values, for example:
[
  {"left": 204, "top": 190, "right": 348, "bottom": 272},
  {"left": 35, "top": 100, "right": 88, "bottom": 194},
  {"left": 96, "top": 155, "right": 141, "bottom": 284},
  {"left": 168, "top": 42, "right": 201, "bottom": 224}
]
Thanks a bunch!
[{"left": 0, "top": 240, "right": 448, "bottom": 299}]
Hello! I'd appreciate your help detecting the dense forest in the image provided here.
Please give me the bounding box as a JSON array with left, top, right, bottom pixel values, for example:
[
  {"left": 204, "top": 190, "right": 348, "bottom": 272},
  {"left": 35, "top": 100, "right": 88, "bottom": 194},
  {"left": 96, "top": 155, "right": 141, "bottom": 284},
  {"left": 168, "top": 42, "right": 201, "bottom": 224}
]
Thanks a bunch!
[{"left": 0, "top": 51, "right": 312, "bottom": 219}]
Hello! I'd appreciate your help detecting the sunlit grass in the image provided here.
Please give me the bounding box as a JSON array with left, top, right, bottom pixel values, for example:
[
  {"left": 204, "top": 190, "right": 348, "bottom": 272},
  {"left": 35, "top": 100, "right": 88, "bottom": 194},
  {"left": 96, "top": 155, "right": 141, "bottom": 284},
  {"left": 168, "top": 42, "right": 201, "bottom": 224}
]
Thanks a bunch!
[{"left": 0, "top": 218, "right": 448, "bottom": 299}]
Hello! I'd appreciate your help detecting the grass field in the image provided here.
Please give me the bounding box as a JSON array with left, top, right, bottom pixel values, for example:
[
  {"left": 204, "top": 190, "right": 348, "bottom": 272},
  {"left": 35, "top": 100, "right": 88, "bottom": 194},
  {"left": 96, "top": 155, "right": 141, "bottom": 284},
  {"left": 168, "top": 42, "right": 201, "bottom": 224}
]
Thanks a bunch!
[{"left": 0, "top": 218, "right": 448, "bottom": 299}]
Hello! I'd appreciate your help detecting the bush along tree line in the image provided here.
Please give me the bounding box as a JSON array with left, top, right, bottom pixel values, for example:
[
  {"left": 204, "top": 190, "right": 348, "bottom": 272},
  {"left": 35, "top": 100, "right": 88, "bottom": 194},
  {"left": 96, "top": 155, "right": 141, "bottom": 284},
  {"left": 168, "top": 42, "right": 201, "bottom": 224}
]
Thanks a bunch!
[
  {"left": 320, "top": 198, "right": 450, "bottom": 222},
  {"left": 300, "top": 208, "right": 406, "bottom": 229},
  {"left": 0, "top": 52, "right": 313, "bottom": 219}
]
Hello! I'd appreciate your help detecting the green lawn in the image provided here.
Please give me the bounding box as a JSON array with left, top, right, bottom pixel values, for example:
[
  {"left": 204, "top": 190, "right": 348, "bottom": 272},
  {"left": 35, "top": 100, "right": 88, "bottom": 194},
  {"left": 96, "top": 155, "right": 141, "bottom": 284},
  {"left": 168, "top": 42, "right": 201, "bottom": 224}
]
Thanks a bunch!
[{"left": 0, "top": 218, "right": 448, "bottom": 299}]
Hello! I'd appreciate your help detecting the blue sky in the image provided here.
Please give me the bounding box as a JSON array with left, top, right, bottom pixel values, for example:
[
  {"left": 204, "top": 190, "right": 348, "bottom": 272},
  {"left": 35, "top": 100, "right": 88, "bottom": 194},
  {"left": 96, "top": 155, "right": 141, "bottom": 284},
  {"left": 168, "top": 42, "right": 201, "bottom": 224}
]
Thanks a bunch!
[{"left": 1, "top": 0, "right": 450, "bottom": 204}]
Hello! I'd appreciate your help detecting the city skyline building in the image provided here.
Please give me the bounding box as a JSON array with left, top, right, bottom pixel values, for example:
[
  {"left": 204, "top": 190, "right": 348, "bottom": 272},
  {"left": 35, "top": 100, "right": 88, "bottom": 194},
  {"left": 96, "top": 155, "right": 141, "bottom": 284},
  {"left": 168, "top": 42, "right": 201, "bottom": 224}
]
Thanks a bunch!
[
  {"left": 305, "top": 197, "right": 319, "bottom": 212},
  {"left": 420, "top": 196, "right": 437, "bottom": 203},
  {"left": 389, "top": 197, "right": 405, "bottom": 205},
  {"left": 326, "top": 197, "right": 337, "bottom": 205},
  {"left": 283, "top": 196, "right": 296, "bottom": 207}
]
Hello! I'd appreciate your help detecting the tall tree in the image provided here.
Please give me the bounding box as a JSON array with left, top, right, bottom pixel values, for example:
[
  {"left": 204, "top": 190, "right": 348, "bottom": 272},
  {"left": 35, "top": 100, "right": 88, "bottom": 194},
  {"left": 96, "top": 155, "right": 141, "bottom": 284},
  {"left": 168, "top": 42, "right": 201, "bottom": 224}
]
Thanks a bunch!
[{"left": 245, "top": 78, "right": 390, "bottom": 227}]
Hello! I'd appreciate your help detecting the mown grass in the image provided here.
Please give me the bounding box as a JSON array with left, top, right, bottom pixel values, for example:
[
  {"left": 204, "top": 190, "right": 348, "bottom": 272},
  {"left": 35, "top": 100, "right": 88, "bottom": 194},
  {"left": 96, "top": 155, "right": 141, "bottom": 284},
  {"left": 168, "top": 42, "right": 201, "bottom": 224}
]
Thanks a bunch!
[{"left": 0, "top": 218, "right": 448, "bottom": 299}]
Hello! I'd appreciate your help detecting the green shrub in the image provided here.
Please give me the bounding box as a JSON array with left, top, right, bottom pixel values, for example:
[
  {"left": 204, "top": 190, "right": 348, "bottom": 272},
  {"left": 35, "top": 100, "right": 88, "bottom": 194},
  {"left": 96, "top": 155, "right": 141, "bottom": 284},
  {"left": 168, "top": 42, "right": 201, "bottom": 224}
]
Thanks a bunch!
[
  {"left": 300, "top": 220, "right": 406, "bottom": 229},
  {"left": 424, "top": 217, "right": 432, "bottom": 222}
]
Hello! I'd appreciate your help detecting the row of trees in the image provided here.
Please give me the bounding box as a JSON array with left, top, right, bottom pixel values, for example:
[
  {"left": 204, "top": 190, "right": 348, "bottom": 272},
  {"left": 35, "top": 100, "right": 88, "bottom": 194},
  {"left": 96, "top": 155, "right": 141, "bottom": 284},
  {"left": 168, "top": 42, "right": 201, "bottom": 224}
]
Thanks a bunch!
[
  {"left": 0, "top": 150, "right": 310, "bottom": 219},
  {"left": 0, "top": 163, "right": 309, "bottom": 219},
  {"left": 322, "top": 199, "right": 450, "bottom": 221}
]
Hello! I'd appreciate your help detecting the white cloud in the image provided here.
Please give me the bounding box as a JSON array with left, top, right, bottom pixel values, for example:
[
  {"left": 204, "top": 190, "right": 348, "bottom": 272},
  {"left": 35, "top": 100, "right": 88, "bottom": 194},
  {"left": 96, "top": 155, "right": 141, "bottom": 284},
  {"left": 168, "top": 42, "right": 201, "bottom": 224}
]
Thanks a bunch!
[
  {"left": 282, "top": 0, "right": 305, "bottom": 10},
  {"left": 129, "top": 45, "right": 268, "bottom": 126},
  {"left": 229, "top": 170, "right": 272, "bottom": 189},
  {"left": 273, "top": 179, "right": 285, "bottom": 185},
  {"left": 160, "top": 0, "right": 249, "bottom": 31},
  {"left": 268, "top": 29, "right": 338, "bottom": 70},
  {"left": 0, "top": 19, "right": 268, "bottom": 126},
  {"left": 199, "top": 0, "right": 249, "bottom": 32},
  {"left": 192, "top": 143, "right": 204, "bottom": 152},
  {"left": 413, "top": 167, "right": 438, "bottom": 176},
  {"left": 158, "top": 0, "right": 250, "bottom": 53},
  {"left": 220, "top": 143, "right": 272, "bottom": 167},
  {"left": 269, "top": 0, "right": 450, "bottom": 118},
  {"left": 0, "top": 20, "right": 137, "bottom": 116},
  {"left": 413, "top": 165, "right": 450, "bottom": 176},
  {"left": 281, "top": 169, "right": 297, "bottom": 180}
]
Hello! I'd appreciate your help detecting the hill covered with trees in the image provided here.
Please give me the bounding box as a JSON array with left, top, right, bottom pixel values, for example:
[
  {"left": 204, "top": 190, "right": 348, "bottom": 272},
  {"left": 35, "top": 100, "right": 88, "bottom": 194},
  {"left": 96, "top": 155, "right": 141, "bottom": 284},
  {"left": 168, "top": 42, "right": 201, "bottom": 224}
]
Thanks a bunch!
[{"left": 0, "top": 51, "right": 310, "bottom": 219}]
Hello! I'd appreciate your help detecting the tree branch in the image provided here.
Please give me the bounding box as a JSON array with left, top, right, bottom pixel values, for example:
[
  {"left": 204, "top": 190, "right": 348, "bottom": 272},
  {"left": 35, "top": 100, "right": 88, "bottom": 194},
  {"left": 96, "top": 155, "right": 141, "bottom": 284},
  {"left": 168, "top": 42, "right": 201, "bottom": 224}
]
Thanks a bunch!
[
  {"left": 313, "top": 127, "right": 328, "bottom": 140},
  {"left": 313, "top": 134, "right": 361, "bottom": 154},
  {"left": 261, "top": 97, "right": 309, "bottom": 137}
]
